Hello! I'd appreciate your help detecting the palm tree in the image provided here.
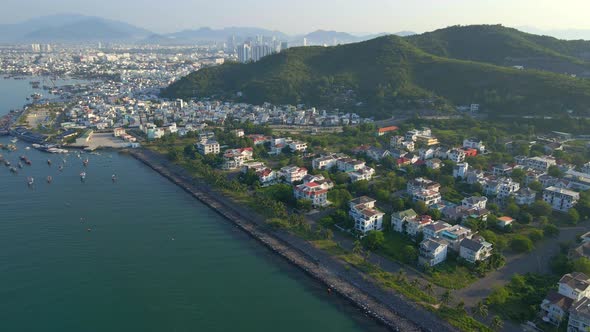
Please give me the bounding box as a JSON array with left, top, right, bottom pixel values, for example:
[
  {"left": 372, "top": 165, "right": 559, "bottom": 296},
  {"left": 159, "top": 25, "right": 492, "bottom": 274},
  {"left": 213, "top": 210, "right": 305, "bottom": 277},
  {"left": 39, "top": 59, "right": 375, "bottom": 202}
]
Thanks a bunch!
[
  {"left": 475, "top": 301, "right": 489, "bottom": 318},
  {"left": 424, "top": 283, "right": 434, "bottom": 296},
  {"left": 456, "top": 300, "right": 465, "bottom": 313},
  {"left": 353, "top": 240, "right": 363, "bottom": 256},
  {"left": 491, "top": 316, "right": 503, "bottom": 331},
  {"left": 440, "top": 290, "right": 453, "bottom": 306},
  {"left": 396, "top": 269, "right": 407, "bottom": 283}
]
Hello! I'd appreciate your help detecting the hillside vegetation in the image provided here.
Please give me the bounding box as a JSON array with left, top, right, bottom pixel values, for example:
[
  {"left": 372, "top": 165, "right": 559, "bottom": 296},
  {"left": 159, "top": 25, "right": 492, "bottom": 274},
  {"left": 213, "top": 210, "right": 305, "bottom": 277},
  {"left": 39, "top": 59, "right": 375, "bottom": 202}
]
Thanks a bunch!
[
  {"left": 406, "top": 25, "right": 590, "bottom": 75},
  {"left": 163, "top": 26, "right": 590, "bottom": 118}
]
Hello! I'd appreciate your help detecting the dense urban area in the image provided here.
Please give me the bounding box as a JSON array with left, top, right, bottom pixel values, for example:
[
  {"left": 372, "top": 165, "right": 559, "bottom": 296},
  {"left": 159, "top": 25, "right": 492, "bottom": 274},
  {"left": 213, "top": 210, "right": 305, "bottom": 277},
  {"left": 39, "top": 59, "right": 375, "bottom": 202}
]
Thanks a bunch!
[{"left": 2, "top": 36, "right": 590, "bottom": 332}]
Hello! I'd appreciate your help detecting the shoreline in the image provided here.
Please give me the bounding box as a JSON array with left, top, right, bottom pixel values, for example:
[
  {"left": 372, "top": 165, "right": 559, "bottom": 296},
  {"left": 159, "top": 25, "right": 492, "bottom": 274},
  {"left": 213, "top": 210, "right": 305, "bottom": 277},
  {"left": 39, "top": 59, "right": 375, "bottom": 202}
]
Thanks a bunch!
[{"left": 127, "top": 148, "right": 458, "bottom": 332}]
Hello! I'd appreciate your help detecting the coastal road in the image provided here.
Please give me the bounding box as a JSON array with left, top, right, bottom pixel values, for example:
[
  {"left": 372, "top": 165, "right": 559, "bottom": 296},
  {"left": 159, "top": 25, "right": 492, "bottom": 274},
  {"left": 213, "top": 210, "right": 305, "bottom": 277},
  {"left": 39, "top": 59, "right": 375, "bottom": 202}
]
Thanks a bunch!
[{"left": 130, "top": 149, "right": 459, "bottom": 332}]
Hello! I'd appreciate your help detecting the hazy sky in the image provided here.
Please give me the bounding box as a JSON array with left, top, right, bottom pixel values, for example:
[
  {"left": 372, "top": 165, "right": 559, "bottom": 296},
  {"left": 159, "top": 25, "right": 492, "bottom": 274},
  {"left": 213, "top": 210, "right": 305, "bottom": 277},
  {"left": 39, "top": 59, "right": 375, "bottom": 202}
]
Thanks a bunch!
[{"left": 1, "top": 0, "right": 589, "bottom": 34}]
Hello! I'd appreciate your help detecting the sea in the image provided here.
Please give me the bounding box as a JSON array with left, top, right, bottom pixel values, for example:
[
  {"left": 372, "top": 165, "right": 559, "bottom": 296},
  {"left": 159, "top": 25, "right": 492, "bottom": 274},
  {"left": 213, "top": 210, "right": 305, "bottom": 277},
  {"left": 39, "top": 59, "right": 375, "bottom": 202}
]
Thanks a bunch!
[{"left": 0, "top": 77, "right": 387, "bottom": 332}]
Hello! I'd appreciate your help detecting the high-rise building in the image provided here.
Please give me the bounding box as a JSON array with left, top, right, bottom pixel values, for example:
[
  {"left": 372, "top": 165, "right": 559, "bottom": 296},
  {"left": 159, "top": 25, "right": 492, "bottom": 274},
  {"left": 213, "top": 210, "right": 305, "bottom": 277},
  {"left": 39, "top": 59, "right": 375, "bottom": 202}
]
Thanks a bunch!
[
  {"left": 237, "top": 44, "right": 252, "bottom": 63},
  {"left": 280, "top": 42, "right": 289, "bottom": 52},
  {"left": 31, "top": 44, "right": 41, "bottom": 52},
  {"left": 303, "top": 38, "right": 308, "bottom": 46},
  {"left": 252, "top": 44, "right": 274, "bottom": 62}
]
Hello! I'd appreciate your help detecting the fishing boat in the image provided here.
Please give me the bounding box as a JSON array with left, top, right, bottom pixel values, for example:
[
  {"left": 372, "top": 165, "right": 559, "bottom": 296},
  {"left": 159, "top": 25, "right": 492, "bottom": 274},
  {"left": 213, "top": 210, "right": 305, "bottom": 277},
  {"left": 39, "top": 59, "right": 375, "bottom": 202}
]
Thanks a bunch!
[
  {"left": 4, "top": 160, "right": 11, "bottom": 167},
  {"left": 9, "top": 167, "right": 17, "bottom": 174},
  {"left": 47, "top": 159, "right": 52, "bottom": 166},
  {"left": 27, "top": 177, "right": 34, "bottom": 186},
  {"left": 112, "top": 174, "right": 117, "bottom": 182},
  {"left": 80, "top": 172, "right": 86, "bottom": 181},
  {"left": 46, "top": 176, "right": 52, "bottom": 183},
  {"left": 17, "top": 162, "right": 23, "bottom": 168},
  {"left": 24, "top": 158, "right": 31, "bottom": 166},
  {"left": 58, "top": 165, "right": 63, "bottom": 171},
  {"left": 83, "top": 159, "right": 89, "bottom": 167},
  {"left": 10, "top": 137, "right": 17, "bottom": 143}
]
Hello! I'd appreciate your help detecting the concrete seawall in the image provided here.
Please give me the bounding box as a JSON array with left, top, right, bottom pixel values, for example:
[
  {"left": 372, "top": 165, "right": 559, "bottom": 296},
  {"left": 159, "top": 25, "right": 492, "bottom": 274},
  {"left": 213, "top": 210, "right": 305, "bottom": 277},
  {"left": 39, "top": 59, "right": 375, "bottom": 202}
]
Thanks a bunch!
[{"left": 127, "top": 149, "right": 458, "bottom": 332}]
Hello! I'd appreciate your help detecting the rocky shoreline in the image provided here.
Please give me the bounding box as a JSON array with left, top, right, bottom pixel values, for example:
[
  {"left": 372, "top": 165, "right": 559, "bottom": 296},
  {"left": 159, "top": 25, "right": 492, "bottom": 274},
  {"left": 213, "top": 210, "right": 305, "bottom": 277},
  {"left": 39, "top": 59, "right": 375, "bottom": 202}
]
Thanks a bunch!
[{"left": 127, "top": 148, "right": 458, "bottom": 332}]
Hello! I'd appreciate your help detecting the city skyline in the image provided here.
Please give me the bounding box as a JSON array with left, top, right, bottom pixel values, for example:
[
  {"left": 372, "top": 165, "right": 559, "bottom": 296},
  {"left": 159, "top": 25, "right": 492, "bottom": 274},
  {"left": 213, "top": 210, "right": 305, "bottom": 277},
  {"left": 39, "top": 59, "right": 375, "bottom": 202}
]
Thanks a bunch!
[{"left": 1, "top": 0, "right": 590, "bottom": 36}]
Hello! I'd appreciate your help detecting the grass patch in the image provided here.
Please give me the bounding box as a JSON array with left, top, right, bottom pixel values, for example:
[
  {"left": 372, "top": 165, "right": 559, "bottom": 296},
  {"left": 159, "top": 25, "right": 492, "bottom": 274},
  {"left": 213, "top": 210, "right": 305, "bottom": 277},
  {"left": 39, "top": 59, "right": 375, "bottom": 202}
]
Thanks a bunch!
[
  {"left": 437, "top": 306, "right": 493, "bottom": 332},
  {"left": 428, "top": 262, "right": 477, "bottom": 289}
]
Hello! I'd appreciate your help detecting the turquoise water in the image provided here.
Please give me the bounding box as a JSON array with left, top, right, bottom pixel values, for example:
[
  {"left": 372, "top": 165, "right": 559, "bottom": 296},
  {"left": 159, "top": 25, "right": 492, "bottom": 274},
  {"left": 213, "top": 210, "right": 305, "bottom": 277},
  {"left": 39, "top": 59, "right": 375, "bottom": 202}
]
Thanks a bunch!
[{"left": 0, "top": 78, "right": 385, "bottom": 332}]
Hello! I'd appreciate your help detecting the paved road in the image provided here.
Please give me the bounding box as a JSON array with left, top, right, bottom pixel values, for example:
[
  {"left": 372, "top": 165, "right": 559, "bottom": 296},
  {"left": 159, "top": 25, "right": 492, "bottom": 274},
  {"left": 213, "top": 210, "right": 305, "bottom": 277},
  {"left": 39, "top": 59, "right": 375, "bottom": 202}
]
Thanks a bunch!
[{"left": 454, "top": 226, "right": 585, "bottom": 308}]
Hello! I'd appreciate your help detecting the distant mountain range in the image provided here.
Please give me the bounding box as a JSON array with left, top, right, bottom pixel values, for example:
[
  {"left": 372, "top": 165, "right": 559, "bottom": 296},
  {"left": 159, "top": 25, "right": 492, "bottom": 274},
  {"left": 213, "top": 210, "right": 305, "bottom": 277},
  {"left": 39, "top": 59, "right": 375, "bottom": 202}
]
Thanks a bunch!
[
  {"left": 162, "top": 25, "right": 590, "bottom": 118},
  {"left": 0, "top": 14, "right": 152, "bottom": 43},
  {"left": 0, "top": 14, "right": 414, "bottom": 44}
]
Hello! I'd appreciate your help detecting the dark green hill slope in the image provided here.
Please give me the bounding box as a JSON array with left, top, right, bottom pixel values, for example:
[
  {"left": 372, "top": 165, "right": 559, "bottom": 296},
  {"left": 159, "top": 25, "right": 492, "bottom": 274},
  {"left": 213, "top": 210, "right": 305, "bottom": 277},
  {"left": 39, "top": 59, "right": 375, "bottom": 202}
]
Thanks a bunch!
[
  {"left": 406, "top": 25, "right": 590, "bottom": 76},
  {"left": 163, "top": 34, "right": 590, "bottom": 118}
]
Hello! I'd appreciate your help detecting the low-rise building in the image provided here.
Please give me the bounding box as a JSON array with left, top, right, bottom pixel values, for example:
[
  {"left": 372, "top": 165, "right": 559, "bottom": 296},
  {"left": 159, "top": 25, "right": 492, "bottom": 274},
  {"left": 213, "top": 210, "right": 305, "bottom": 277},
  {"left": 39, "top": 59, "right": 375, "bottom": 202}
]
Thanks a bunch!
[
  {"left": 448, "top": 148, "right": 466, "bottom": 163},
  {"left": 279, "top": 166, "right": 308, "bottom": 184},
  {"left": 463, "top": 138, "right": 486, "bottom": 152},
  {"left": 453, "top": 162, "right": 469, "bottom": 178},
  {"left": 413, "top": 189, "right": 442, "bottom": 207},
  {"left": 196, "top": 139, "right": 220, "bottom": 155},
  {"left": 419, "top": 238, "right": 448, "bottom": 267},
  {"left": 515, "top": 188, "right": 537, "bottom": 206},
  {"left": 541, "top": 273, "right": 590, "bottom": 326},
  {"left": 459, "top": 238, "right": 493, "bottom": 263},
  {"left": 349, "top": 196, "right": 385, "bottom": 234},
  {"left": 497, "top": 216, "right": 515, "bottom": 228},
  {"left": 391, "top": 209, "right": 418, "bottom": 233},
  {"left": 427, "top": 158, "right": 442, "bottom": 170},
  {"left": 423, "top": 221, "right": 452, "bottom": 240},
  {"left": 543, "top": 186, "right": 580, "bottom": 212},
  {"left": 462, "top": 196, "right": 488, "bottom": 210},
  {"left": 408, "top": 177, "right": 441, "bottom": 194},
  {"left": 222, "top": 147, "right": 253, "bottom": 169},
  {"left": 568, "top": 297, "right": 590, "bottom": 332},
  {"left": 294, "top": 181, "right": 331, "bottom": 207}
]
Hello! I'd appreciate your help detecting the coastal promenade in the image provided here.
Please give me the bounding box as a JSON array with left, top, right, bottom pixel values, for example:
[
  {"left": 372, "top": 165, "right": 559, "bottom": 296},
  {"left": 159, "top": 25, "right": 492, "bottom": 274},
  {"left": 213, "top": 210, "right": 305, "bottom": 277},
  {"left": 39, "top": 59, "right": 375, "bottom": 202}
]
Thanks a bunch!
[{"left": 128, "top": 148, "right": 458, "bottom": 332}]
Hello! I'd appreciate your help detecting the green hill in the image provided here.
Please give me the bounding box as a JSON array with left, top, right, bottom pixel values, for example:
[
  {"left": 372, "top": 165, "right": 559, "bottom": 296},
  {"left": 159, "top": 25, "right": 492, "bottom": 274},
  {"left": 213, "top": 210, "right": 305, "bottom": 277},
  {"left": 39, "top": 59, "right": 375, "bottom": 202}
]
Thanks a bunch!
[
  {"left": 163, "top": 30, "right": 590, "bottom": 119},
  {"left": 406, "top": 25, "right": 590, "bottom": 75}
]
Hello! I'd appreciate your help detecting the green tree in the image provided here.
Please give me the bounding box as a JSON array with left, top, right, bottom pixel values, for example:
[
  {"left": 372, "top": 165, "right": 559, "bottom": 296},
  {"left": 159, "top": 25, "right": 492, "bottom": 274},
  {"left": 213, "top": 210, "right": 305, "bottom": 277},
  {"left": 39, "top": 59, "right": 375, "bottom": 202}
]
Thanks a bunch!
[
  {"left": 475, "top": 301, "right": 488, "bottom": 318},
  {"left": 414, "top": 201, "right": 428, "bottom": 215},
  {"left": 528, "top": 181, "right": 543, "bottom": 192},
  {"left": 543, "top": 224, "right": 560, "bottom": 237},
  {"left": 531, "top": 200, "right": 552, "bottom": 217},
  {"left": 440, "top": 290, "right": 453, "bottom": 306},
  {"left": 402, "top": 245, "right": 418, "bottom": 263},
  {"left": 506, "top": 203, "right": 520, "bottom": 217},
  {"left": 569, "top": 208, "right": 581, "bottom": 225},
  {"left": 327, "top": 189, "right": 353, "bottom": 209},
  {"left": 353, "top": 240, "right": 363, "bottom": 256},
  {"left": 548, "top": 165, "right": 563, "bottom": 178},
  {"left": 296, "top": 199, "right": 312, "bottom": 212},
  {"left": 491, "top": 316, "right": 504, "bottom": 331},
  {"left": 510, "top": 236, "right": 534, "bottom": 253},
  {"left": 487, "top": 286, "right": 509, "bottom": 305},
  {"left": 573, "top": 258, "right": 590, "bottom": 275},
  {"left": 511, "top": 168, "right": 526, "bottom": 183},
  {"left": 392, "top": 197, "right": 406, "bottom": 211},
  {"left": 528, "top": 229, "right": 544, "bottom": 243},
  {"left": 518, "top": 212, "right": 533, "bottom": 224},
  {"left": 362, "top": 231, "right": 385, "bottom": 251},
  {"left": 424, "top": 283, "right": 434, "bottom": 296}
]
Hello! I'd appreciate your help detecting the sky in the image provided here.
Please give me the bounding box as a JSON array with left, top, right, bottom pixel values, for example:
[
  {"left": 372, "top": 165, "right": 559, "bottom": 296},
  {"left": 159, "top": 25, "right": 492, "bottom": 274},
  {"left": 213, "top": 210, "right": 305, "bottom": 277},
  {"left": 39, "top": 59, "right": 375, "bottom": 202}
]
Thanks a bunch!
[{"left": 1, "top": 0, "right": 590, "bottom": 35}]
